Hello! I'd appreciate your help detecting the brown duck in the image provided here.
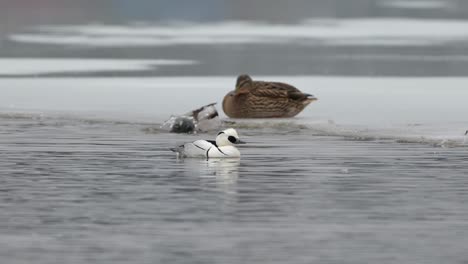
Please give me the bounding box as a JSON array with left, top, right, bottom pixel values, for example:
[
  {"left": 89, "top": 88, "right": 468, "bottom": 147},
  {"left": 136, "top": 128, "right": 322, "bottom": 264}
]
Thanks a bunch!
[{"left": 222, "top": 74, "right": 317, "bottom": 118}]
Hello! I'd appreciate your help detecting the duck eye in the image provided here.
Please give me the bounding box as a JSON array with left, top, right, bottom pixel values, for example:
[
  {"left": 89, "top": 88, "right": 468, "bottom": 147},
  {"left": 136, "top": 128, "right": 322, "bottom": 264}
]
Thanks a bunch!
[{"left": 228, "top": 136, "right": 237, "bottom": 143}]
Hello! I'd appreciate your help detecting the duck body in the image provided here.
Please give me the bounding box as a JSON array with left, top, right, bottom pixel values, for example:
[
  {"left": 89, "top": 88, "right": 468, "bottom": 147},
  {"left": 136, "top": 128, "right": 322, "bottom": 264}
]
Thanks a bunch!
[
  {"left": 179, "top": 140, "right": 241, "bottom": 158},
  {"left": 171, "top": 128, "right": 244, "bottom": 159},
  {"left": 223, "top": 75, "right": 317, "bottom": 118}
]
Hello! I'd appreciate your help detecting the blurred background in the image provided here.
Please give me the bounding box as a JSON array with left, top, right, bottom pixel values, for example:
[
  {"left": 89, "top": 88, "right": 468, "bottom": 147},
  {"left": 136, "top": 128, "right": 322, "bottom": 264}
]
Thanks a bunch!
[{"left": 1, "top": 0, "right": 468, "bottom": 77}]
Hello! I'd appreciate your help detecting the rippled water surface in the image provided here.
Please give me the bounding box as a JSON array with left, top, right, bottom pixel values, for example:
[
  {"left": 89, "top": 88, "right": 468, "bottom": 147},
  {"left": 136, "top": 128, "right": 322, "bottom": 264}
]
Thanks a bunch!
[{"left": 1, "top": 117, "right": 468, "bottom": 264}]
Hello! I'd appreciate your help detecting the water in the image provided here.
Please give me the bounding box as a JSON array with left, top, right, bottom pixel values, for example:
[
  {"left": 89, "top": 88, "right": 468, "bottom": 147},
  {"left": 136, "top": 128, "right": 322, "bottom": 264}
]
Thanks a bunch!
[
  {"left": 1, "top": 117, "right": 468, "bottom": 263},
  {"left": 2, "top": 0, "right": 468, "bottom": 263}
]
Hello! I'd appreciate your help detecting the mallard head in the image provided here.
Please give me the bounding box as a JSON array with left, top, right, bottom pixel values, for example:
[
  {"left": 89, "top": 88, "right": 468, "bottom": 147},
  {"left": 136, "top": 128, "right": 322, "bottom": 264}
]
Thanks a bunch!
[{"left": 235, "top": 74, "right": 253, "bottom": 92}]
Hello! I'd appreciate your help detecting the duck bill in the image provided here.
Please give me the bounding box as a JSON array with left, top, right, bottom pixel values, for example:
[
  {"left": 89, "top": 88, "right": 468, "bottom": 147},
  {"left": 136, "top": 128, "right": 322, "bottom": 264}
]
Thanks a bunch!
[{"left": 236, "top": 140, "right": 246, "bottom": 144}]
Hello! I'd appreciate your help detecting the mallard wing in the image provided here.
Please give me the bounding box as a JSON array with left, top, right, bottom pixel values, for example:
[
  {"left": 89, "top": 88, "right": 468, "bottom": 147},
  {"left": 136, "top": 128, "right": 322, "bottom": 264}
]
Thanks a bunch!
[{"left": 250, "top": 81, "right": 309, "bottom": 101}]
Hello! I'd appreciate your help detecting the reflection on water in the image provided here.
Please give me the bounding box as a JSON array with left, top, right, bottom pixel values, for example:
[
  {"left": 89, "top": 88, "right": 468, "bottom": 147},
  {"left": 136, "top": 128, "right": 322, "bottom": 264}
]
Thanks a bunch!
[
  {"left": 177, "top": 158, "right": 240, "bottom": 179},
  {"left": 178, "top": 158, "right": 240, "bottom": 196},
  {"left": 206, "top": 158, "right": 240, "bottom": 196}
]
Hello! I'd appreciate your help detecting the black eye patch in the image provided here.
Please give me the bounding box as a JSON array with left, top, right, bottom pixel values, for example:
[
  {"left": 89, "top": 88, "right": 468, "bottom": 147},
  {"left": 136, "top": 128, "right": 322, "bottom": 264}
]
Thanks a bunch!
[{"left": 228, "top": 136, "right": 237, "bottom": 143}]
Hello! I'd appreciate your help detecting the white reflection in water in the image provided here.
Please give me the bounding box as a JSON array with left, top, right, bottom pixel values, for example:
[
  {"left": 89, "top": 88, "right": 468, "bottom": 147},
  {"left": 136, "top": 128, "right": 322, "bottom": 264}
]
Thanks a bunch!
[{"left": 179, "top": 158, "right": 240, "bottom": 194}]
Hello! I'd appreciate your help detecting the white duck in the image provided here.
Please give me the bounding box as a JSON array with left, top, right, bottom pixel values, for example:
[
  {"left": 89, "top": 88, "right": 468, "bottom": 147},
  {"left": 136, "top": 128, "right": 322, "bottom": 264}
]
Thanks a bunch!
[{"left": 171, "top": 128, "right": 245, "bottom": 158}]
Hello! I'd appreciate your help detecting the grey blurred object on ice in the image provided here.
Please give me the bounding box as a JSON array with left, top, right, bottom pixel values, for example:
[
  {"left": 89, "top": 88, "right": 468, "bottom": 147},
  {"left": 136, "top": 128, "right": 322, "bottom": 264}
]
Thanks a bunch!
[{"left": 161, "top": 103, "right": 221, "bottom": 133}]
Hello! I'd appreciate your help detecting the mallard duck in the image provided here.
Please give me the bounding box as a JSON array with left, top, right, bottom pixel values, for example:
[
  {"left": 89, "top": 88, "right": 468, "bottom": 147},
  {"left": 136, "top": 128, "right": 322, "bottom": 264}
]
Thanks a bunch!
[{"left": 222, "top": 74, "right": 317, "bottom": 118}]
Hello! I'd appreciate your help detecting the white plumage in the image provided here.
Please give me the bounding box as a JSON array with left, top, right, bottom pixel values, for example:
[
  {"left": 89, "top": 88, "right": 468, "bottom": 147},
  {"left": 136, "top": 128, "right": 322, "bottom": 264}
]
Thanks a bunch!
[{"left": 171, "top": 128, "right": 245, "bottom": 158}]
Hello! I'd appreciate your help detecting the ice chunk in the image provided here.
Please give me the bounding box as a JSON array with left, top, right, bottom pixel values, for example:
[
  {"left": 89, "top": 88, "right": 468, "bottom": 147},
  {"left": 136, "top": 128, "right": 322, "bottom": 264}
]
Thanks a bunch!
[{"left": 161, "top": 103, "right": 221, "bottom": 133}]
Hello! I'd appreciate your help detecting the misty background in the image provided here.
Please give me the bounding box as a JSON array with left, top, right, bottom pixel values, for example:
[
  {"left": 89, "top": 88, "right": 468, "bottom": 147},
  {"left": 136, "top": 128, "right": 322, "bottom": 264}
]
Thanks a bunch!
[{"left": 1, "top": 0, "right": 468, "bottom": 77}]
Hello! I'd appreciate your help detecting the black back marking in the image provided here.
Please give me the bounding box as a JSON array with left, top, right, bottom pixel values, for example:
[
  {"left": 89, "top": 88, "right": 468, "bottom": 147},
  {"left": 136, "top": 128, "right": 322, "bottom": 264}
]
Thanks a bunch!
[
  {"left": 206, "top": 140, "right": 217, "bottom": 147},
  {"left": 193, "top": 143, "right": 206, "bottom": 150},
  {"left": 216, "top": 146, "right": 227, "bottom": 155},
  {"left": 205, "top": 141, "right": 226, "bottom": 156},
  {"left": 206, "top": 147, "right": 211, "bottom": 158}
]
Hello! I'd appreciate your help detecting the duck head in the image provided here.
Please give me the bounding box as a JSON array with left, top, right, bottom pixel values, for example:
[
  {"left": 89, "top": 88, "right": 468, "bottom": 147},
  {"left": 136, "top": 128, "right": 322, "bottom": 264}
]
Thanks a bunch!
[
  {"left": 216, "top": 128, "right": 245, "bottom": 146},
  {"left": 223, "top": 75, "right": 253, "bottom": 118},
  {"left": 235, "top": 74, "right": 253, "bottom": 94}
]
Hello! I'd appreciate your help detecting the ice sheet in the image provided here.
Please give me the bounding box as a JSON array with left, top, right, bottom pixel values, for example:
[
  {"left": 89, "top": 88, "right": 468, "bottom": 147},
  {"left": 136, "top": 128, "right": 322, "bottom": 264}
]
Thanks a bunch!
[
  {"left": 9, "top": 19, "right": 468, "bottom": 47},
  {"left": 0, "top": 58, "right": 196, "bottom": 75},
  {"left": 1, "top": 76, "right": 467, "bottom": 145}
]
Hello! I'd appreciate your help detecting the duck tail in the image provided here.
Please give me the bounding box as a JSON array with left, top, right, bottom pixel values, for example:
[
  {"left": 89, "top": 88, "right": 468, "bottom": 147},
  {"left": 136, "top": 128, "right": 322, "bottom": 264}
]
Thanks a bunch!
[
  {"left": 169, "top": 144, "right": 184, "bottom": 153},
  {"left": 302, "top": 93, "right": 318, "bottom": 104}
]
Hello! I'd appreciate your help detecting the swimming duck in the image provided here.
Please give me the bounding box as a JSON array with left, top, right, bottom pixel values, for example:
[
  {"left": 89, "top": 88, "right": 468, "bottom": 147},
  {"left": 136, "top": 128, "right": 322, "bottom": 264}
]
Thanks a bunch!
[
  {"left": 171, "top": 128, "right": 245, "bottom": 158},
  {"left": 222, "top": 74, "right": 317, "bottom": 118}
]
